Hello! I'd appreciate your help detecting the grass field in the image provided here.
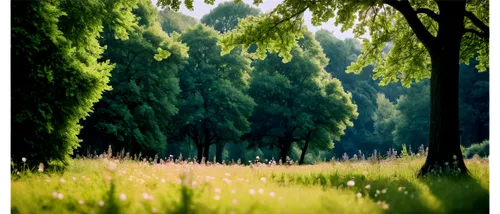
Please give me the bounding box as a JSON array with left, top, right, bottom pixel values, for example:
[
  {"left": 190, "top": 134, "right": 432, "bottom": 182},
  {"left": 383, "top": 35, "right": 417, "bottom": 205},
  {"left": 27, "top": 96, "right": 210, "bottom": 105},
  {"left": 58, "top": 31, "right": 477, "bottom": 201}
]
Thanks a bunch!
[{"left": 11, "top": 157, "right": 489, "bottom": 214}]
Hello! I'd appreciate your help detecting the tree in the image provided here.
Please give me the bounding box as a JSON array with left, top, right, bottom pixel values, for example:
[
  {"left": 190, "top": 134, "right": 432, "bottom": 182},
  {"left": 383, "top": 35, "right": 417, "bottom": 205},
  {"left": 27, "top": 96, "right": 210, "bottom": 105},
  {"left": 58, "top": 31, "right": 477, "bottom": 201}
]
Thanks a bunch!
[
  {"left": 173, "top": 24, "right": 255, "bottom": 163},
  {"left": 213, "top": 0, "right": 487, "bottom": 176},
  {"left": 79, "top": 0, "right": 189, "bottom": 157},
  {"left": 393, "top": 81, "right": 431, "bottom": 150},
  {"left": 458, "top": 60, "right": 489, "bottom": 147},
  {"left": 247, "top": 31, "right": 357, "bottom": 163},
  {"left": 158, "top": 8, "right": 198, "bottom": 34},
  {"left": 313, "top": 30, "right": 377, "bottom": 157},
  {"left": 197, "top": 1, "right": 261, "bottom": 162},
  {"left": 201, "top": 1, "right": 260, "bottom": 34},
  {"left": 372, "top": 93, "right": 398, "bottom": 149},
  {"left": 12, "top": 0, "right": 138, "bottom": 169}
]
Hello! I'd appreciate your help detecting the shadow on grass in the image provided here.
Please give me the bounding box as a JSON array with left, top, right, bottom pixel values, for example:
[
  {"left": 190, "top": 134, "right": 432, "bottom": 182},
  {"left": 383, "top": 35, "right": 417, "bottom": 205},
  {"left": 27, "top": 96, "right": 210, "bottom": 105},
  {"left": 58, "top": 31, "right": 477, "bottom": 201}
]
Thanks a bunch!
[{"left": 269, "top": 170, "right": 489, "bottom": 213}]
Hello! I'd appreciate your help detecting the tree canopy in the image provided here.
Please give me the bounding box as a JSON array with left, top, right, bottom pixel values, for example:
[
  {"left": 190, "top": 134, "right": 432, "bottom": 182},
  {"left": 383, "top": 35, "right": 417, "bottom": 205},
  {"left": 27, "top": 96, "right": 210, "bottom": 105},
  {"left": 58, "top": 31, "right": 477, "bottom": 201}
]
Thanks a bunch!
[
  {"left": 172, "top": 24, "right": 255, "bottom": 163},
  {"left": 79, "top": 0, "right": 189, "bottom": 157},
  {"left": 11, "top": 0, "right": 138, "bottom": 168}
]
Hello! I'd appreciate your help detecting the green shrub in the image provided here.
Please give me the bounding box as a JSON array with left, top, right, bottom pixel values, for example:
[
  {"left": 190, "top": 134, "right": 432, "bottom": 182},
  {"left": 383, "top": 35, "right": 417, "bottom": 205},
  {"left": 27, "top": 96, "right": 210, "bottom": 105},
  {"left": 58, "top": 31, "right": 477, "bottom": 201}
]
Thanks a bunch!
[{"left": 464, "top": 140, "right": 489, "bottom": 158}]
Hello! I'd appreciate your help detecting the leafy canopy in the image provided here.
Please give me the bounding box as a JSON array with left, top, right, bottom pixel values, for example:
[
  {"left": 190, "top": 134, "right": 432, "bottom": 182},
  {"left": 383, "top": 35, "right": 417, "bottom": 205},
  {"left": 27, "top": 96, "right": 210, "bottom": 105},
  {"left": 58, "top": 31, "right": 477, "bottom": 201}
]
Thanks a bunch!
[{"left": 176, "top": 0, "right": 490, "bottom": 87}]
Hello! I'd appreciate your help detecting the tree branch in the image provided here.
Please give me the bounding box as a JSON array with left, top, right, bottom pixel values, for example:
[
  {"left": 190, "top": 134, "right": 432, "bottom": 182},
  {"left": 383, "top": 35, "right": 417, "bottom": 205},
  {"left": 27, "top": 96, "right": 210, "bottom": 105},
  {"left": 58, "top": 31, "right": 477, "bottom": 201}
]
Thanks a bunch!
[
  {"left": 415, "top": 8, "right": 439, "bottom": 21},
  {"left": 464, "top": 28, "right": 488, "bottom": 40},
  {"left": 464, "top": 11, "right": 489, "bottom": 39},
  {"left": 383, "top": 0, "right": 436, "bottom": 50}
]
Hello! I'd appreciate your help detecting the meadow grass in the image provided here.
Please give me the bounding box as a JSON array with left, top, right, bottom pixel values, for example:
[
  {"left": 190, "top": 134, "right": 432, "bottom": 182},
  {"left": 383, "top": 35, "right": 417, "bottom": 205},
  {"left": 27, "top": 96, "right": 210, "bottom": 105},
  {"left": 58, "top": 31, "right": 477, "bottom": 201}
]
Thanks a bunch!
[{"left": 11, "top": 157, "right": 489, "bottom": 214}]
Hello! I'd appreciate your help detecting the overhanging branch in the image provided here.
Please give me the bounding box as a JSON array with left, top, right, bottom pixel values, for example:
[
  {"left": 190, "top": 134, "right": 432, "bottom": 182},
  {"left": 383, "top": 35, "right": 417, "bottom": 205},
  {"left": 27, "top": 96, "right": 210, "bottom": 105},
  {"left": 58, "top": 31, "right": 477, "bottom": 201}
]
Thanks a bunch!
[
  {"left": 415, "top": 8, "right": 439, "bottom": 21},
  {"left": 383, "top": 0, "right": 436, "bottom": 50},
  {"left": 465, "top": 11, "right": 489, "bottom": 39}
]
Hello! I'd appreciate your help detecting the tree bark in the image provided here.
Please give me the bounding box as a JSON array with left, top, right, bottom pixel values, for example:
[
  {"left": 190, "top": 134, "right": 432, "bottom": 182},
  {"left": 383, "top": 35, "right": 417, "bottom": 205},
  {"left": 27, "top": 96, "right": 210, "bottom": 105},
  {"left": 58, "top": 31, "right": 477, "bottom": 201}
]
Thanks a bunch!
[
  {"left": 418, "top": 0, "right": 468, "bottom": 177},
  {"left": 215, "top": 141, "right": 225, "bottom": 164}
]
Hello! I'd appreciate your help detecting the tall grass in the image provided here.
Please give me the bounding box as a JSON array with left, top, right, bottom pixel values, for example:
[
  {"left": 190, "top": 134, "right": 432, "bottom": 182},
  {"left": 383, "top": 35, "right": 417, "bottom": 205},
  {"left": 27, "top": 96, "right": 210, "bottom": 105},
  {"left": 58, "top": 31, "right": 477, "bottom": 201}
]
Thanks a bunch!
[{"left": 11, "top": 157, "right": 489, "bottom": 214}]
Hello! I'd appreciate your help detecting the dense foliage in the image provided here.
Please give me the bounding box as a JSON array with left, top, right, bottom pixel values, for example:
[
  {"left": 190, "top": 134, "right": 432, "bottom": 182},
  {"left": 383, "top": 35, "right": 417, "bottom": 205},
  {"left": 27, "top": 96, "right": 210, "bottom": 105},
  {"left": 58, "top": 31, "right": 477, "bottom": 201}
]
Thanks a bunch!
[
  {"left": 79, "top": 0, "right": 188, "bottom": 157},
  {"left": 11, "top": 0, "right": 138, "bottom": 169}
]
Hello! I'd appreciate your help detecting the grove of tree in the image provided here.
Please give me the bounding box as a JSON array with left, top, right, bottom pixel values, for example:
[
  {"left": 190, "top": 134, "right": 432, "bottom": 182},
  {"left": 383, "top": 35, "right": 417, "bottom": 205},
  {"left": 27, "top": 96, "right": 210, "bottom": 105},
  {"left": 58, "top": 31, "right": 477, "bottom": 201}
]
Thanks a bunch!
[{"left": 11, "top": 0, "right": 489, "bottom": 176}]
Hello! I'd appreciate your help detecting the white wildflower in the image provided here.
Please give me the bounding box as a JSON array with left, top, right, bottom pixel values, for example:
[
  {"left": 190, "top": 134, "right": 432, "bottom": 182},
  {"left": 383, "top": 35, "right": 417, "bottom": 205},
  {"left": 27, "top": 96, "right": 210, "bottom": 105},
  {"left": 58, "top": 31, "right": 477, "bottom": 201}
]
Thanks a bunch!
[
  {"left": 120, "top": 193, "right": 126, "bottom": 201},
  {"left": 98, "top": 201, "right": 104, "bottom": 207},
  {"left": 347, "top": 180, "right": 355, "bottom": 187},
  {"left": 356, "top": 193, "right": 362, "bottom": 198},
  {"left": 249, "top": 189, "right": 255, "bottom": 195}
]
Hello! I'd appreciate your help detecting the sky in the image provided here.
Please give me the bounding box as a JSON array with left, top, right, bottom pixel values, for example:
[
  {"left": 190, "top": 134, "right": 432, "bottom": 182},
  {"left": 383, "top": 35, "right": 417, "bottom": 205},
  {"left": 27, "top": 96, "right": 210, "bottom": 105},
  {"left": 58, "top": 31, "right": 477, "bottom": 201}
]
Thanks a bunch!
[{"left": 151, "top": 0, "right": 358, "bottom": 40}]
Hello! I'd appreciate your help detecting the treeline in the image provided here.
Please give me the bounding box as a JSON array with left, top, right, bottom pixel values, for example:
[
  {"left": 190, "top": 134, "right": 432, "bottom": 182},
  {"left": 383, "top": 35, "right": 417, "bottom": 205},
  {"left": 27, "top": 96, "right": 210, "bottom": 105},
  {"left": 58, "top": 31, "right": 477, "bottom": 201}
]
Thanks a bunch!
[{"left": 12, "top": 0, "right": 488, "bottom": 169}]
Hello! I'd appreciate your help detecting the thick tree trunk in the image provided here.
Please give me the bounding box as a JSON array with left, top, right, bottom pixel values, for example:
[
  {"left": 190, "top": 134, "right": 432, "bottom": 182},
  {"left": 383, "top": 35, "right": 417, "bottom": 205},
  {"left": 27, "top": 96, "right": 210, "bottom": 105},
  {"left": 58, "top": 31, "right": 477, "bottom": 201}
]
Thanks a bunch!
[
  {"left": 203, "top": 143, "right": 210, "bottom": 164},
  {"left": 418, "top": 1, "right": 468, "bottom": 177},
  {"left": 215, "top": 141, "right": 225, "bottom": 164}
]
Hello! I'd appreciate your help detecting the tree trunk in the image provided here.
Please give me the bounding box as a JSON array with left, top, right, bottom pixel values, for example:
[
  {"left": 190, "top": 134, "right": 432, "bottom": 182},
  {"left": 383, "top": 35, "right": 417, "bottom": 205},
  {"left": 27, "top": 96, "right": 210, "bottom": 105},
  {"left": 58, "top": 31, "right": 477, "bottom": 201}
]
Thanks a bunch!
[
  {"left": 418, "top": 1, "right": 468, "bottom": 177},
  {"left": 215, "top": 141, "right": 225, "bottom": 164},
  {"left": 299, "top": 139, "right": 309, "bottom": 165},
  {"left": 196, "top": 144, "right": 203, "bottom": 163},
  {"left": 299, "top": 131, "right": 312, "bottom": 165},
  {"left": 279, "top": 139, "right": 291, "bottom": 164}
]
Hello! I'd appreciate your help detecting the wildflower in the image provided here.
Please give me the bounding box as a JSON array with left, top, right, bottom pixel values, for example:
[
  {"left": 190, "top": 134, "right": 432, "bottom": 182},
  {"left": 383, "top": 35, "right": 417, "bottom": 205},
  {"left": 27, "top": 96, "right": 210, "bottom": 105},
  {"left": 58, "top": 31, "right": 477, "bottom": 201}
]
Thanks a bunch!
[
  {"left": 258, "top": 188, "right": 264, "bottom": 194},
  {"left": 57, "top": 193, "right": 64, "bottom": 200},
  {"left": 347, "top": 180, "right": 355, "bottom": 187},
  {"left": 249, "top": 189, "right": 256, "bottom": 195},
  {"left": 60, "top": 178, "right": 65, "bottom": 183},
  {"left": 215, "top": 188, "right": 221, "bottom": 193},
  {"left": 453, "top": 155, "right": 457, "bottom": 160},
  {"left": 52, "top": 192, "right": 58, "bottom": 198},
  {"left": 22, "top": 157, "right": 26, "bottom": 163},
  {"left": 365, "top": 184, "right": 371, "bottom": 190},
  {"left": 98, "top": 201, "right": 104, "bottom": 207},
  {"left": 269, "top": 192, "right": 275, "bottom": 197},
  {"left": 72, "top": 177, "right": 76, "bottom": 181},
  {"left": 120, "top": 193, "right": 126, "bottom": 201},
  {"left": 231, "top": 189, "right": 236, "bottom": 194},
  {"left": 38, "top": 163, "right": 44, "bottom": 172},
  {"left": 161, "top": 178, "right": 166, "bottom": 183},
  {"left": 260, "top": 177, "right": 266, "bottom": 182},
  {"left": 214, "top": 195, "right": 220, "bottom": 201},
  {"left": 382, "top": 189, "right": 387, "bottom": 194},
  {"left": 356, "top": 193, "right": 362, "bottom": 198},
  {"left": 192, "top": 181, "right": 198, "bottom": 186},
  {"left": 398, "top": 187, "right": 404, "bottom": 191},
  {"left": 445, "top": 162, "right": 449, "bottom": 166},
  {"left": 78, "top": 200, "right": 84, "bottom": 205},
  {"left": 232, "top": 199, "right": 238, "bottom": 204},
  {"left": 404, "top": 191, "right": 408, "bottom": 195},
  {"left": 382, "top": 203, "right": 390, "bottom": 210},
  {"left": 143, "top": 193, "right": 150, "bottom": 200},
  {"left": 376, "top": 190, "right": 381, "bottom": 194}
]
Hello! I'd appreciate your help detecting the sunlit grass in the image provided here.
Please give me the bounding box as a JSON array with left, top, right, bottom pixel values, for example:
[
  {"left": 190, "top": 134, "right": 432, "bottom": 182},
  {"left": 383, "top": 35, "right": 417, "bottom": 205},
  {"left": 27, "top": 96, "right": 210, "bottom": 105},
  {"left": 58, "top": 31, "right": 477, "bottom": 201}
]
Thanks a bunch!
[{"left": 11, "top": 157, "right": 489, "bottom": 214}]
